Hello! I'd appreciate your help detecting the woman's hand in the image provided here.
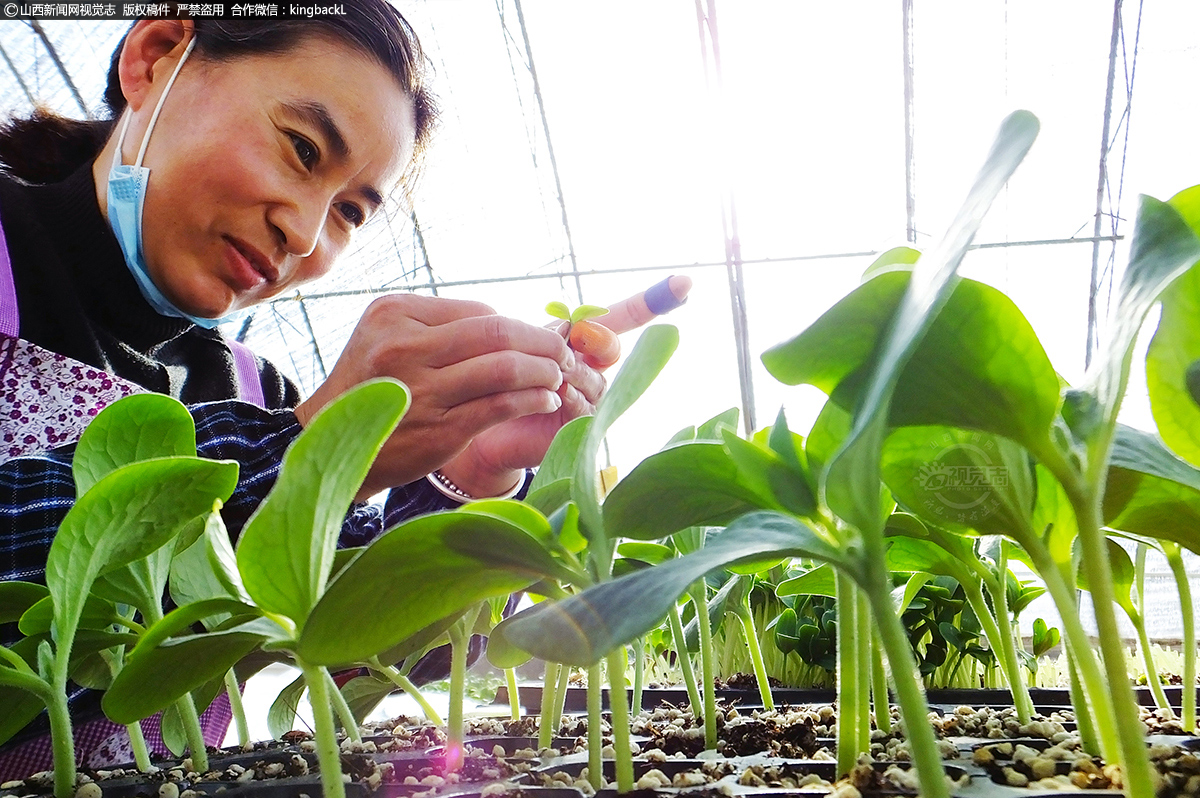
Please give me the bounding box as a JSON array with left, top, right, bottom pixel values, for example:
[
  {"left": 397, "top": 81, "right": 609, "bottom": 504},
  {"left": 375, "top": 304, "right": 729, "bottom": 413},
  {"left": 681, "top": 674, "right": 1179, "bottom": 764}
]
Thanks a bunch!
[
  {"left": 294, "top": 293, "right": 574, "bottom": 499},
  {"left": 439, "top": 275, "right": 693, "bottom": 497}
]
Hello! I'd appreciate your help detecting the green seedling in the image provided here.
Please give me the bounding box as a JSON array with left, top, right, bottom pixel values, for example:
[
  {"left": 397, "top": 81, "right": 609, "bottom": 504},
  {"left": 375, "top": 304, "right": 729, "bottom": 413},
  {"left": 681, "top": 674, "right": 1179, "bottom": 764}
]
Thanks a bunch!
[{"left": 0, "top": 394, "right": 238, "bottom": 798}]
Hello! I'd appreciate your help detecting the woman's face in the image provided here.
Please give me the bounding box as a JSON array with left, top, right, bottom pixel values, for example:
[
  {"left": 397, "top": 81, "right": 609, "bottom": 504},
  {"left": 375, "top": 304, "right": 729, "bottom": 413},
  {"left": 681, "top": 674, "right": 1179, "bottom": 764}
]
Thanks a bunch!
[{"left": 115, "top": 32, "right": 416, "bottom": 318}]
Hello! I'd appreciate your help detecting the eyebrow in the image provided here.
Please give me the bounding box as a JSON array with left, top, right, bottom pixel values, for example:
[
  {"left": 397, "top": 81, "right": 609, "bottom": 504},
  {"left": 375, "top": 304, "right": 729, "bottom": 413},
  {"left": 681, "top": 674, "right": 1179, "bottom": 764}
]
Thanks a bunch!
[{"left": 283, "top": 100, "right": 384, "bottom": 211}]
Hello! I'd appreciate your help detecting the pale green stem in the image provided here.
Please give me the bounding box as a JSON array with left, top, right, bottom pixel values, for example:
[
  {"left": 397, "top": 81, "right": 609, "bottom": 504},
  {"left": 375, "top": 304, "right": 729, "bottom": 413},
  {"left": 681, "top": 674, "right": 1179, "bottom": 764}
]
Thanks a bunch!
[
  {"left": 126, "top": 722, "right": 152, "bottom": 772},
  {"left": 835, "top": 571, "right": 861, "bottom": 778},
  {"left": 297, "top": 659, "right": 345, "bottom": 798},
  {"left": 871, "top": 636, "right": 891, "bottom": 735},
  {"left": 552, "top": 660, "right": 572, "bottom": 729},
  {"left": 1134, "top": 545, "right": 1172, "bottom": 714},
  {"left": 223, "top": 670, "right": 250, "bottom": 748},
  {"left": 964, "top": 577, "right": 1032, "bottom": 723},
  {"left": 858, "top": 536, "right": 951, "bottom": 798},
  {"left": 667, "top": 602, "right": 702, "bottom": 717},
  {"left": 326, "top": 670, "right": 362, "bottom": 743},
  {"left": 48, "top": 691, "right": 77, "bottom": 798},
  {"left": 538, "top": 661, "right": 561, "bottom": 750},
  {"left": 101, "top": 647, "right": 153, "bottom": 770},
  {"left": 1066, "top": 648, "right": 1101, "bottom": 756},
  {"left": 504, "top": 667, "right": 521, "bottom": 721},
  {"left": 631, "top": 637, "right": 645, "bottom": 715},
  {"left": 732, "top": 602, "right": 774, "bottom": 710},
  {"left": 1165, "top": 545, "right": 1196, "bottom": 731},
  {"left": 370, "top": 659, "right": 444, "bottom": 726},
  {"left": 985, "top": 555, "right": 1036, "bottom": 723},
  {"left": 606, "top": 648, "right": 634, "bottom": 794},
  {"left": 1066, "top": 484, "right": 1158, "bottom": 795},
  {"left": 446, "top": 607, "right": 481, "bottom": 771},
  {"left": 1017, "top": 537, "right": 1119, "bottom": 762},
  {"left": 855, "top": 589, "right": 871, "bottom": 745},
  {"left": 586, "top": 664, "right": 603, "bottom": 791},
  {"left": 691, "top": 582, "right": 718, "bottom": 750},
  {"left": 173, "top": 694, "right": 209, "bottom": 773}
]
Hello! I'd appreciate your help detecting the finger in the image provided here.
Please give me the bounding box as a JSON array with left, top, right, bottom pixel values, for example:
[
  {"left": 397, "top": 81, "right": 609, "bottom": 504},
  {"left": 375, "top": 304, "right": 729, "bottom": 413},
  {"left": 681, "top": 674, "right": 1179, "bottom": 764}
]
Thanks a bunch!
[
  {"left": 450, "top": 387, "right": 565, "bottom": 433},
  {"left": 437, "top": 351, "right": 566, "bottom": 406},
  {"left": 563, "top": 361, "right": 606, "bottom": 406},
  {"left": 368, "top": 292, "right": 497, "bottom": 327},
  {"left": 598, "top": 275, "right": 692, "bottom": 334},
  {"left": 429, "top": 315, "right": 574, "bottom": 371},
  {"left": 569, "top": 320, "right": 621, "bottom": 369}
]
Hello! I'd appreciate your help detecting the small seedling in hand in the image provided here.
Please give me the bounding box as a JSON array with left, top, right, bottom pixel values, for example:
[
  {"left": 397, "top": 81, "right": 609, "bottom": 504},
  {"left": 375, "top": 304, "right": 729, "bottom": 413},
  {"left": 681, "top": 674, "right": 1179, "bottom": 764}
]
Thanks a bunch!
[{"left": 546, "top": 302, "right": 621, "bottom": 369}]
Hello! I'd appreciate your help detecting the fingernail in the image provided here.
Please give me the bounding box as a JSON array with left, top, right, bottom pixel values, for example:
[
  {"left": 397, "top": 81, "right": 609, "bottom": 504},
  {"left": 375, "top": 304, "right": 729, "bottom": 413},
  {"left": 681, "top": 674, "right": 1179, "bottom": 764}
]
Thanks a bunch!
[
  {"left": 550, "top": 392, "right": 563, "bottom": 410},
  {"left": 563, "top": 349, "right": 576, "bottom": 370}
]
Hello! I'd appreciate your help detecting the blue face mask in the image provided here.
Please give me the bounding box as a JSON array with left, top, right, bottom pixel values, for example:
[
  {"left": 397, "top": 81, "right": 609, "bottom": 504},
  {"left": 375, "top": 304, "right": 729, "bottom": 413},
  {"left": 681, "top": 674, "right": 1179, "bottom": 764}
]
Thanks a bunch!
[{"left": 107, "top": 36, "right": 245, "bottom": 330}]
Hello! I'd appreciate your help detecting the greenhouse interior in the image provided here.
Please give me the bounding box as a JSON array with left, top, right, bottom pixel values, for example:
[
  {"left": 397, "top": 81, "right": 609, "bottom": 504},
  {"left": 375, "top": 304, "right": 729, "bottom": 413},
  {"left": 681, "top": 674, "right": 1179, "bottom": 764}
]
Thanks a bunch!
[{"left": 2, "top": 0, "right": 1200, "bottom": 792}]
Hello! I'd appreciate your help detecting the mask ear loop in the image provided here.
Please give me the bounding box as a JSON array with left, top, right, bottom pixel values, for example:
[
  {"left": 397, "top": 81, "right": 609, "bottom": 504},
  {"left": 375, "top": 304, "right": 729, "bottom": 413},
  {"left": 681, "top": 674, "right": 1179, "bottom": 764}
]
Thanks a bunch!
[{"left": 131, "top": 34, "right": 197, "bottom": 168}]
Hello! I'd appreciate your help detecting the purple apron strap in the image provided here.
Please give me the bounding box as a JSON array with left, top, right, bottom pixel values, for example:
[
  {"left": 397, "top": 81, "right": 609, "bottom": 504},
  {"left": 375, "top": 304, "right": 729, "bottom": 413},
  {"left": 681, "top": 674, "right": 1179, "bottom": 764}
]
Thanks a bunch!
[
  {"left": 228, "top": 339, "right": 266, "bottom": 409},
  {"left": 0, "top": 211, "right": 19, "bottom": 338}
]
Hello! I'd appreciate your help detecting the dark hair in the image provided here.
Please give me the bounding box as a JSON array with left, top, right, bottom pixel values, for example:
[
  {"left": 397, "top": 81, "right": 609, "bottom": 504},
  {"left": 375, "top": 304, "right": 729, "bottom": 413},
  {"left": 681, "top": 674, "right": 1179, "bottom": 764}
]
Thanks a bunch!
[{"left": 0, "top": 7, "right": 438, "bottom": 189}]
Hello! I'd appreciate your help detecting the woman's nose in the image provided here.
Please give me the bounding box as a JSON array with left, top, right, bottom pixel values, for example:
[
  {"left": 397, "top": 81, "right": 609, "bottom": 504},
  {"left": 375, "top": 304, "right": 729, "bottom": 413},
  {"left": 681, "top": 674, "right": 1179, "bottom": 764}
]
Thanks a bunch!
[{"left": 268, "top": 197, "right": 325, "bottom": 258}]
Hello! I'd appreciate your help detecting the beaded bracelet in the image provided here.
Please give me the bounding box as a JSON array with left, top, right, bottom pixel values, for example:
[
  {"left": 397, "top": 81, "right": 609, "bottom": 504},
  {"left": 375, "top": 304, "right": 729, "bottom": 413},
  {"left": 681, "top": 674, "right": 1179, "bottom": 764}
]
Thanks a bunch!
[{"left": 426, "top": 469, "right": 524, "bottom": 503}]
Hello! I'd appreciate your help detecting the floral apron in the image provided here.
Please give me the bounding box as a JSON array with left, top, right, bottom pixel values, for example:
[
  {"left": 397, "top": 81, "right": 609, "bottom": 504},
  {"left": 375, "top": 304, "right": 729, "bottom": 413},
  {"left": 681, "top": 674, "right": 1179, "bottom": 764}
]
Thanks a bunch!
[
  {"left": 0, "top": 218, "right": 264, "bottom": 462},
  {"left": 0, "top": 215, "right": 264, "bottom": 776}
]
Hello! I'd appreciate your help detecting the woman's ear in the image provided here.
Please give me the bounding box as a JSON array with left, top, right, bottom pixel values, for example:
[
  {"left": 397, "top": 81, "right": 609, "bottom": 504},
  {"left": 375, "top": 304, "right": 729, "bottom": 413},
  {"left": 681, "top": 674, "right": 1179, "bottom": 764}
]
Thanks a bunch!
[{"left": 117, "top": 20, "right": 194, "bottom": 113}]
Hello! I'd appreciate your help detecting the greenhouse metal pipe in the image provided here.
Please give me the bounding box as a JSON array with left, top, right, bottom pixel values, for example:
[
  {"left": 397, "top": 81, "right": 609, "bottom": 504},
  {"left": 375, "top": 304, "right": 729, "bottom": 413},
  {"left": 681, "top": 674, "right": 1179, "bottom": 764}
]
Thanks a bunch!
[
  {"left": 511, "top": 0, "right": 584, "bottom": 307},
  {"left": 0, "top": 41, "right": 36, "bottom": 111},
  {"left": 696, "top": 0, "right": 757, "bottom": 434},
  {"left": 281, "top": 234, "right": 1122, "bottom": 302},
  {"left": 28, "top": 21, "right": 90, "bottom": 119},
  {"left": 1086, "top": 0, "right": 1123, "bottom": 369},
  {"left": 902, "top": 0, "right": 916, "bottom": 244}
]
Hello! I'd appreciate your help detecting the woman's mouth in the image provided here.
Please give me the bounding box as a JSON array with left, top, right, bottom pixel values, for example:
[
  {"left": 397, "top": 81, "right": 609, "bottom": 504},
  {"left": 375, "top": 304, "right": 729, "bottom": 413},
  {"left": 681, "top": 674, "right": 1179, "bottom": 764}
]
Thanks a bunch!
[{"left": 224, "top": 236, "right": 278, "bottom": 292}]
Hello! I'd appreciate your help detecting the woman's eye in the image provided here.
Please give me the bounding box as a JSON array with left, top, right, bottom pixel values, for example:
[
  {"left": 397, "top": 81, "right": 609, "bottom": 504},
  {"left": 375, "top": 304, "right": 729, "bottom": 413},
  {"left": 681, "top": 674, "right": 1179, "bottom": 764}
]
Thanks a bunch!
[
  {"left": 336, "top": 202, "right": 366, "bottom": 228},
  {"left": 289, "top": 133, "right": 318, "bottom": 170}
]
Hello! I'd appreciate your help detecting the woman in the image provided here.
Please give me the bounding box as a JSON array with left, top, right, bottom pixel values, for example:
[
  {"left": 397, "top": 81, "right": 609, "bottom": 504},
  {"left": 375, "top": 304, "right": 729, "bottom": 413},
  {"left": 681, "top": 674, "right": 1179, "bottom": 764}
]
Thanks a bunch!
[{"left": 0, "top": 9, "right": 689, "bottom": 776}]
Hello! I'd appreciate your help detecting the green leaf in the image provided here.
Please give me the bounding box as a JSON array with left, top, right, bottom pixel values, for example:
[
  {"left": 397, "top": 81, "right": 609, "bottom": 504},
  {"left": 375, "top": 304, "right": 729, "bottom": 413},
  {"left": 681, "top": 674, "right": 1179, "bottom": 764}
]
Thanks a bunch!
[
  {"left": 1103, "top": 425, "right": 1200, "bottom": 554},
  {"left": 805, "top": 398, "right": 852, "bottom": 477},
  {"left": 722, "top": 428, "right": 816, "bottom": 517},
  {"left": 483, "top": 622, "right": 533, "bottom": 669},
  {"left": 268, "top": 673, "right": 308, "bottom": 739},
  {"left": 170, "top": 509, "right": 250, "bottom": 615},
  {"left": 47, "top": 457, "right": 239, "bottom": 659},
  {"left": 570, "top": 304, "right": 610, "bottom": 323},
  {"left": 777, "top": 563, "right": 838, "bottom": 598},
  {"left": 0, "top": 582, "right": 48, "bottom": 624},
  {"left": 892, "top": 572, "right": 937, "bottom": 615},
  {"left": 616, "top": 541, "right": 676, "bottom": 566},
  {"left": 573, "top": 325, "right": 678, "bottom": 543},
  {"left": 772, "top": 111, "right": 1040, "bottom": 534},
  {"left": 884, "top": 537, "right": 971, "bottom": 585},
  {"left": 603, "top": 442, "right": 773, "bottom": 540},
  {"left": 882, "top": 426, "right": 1036, "bottom": 538},
  {"left": 74, "top": 393, "right": 197, "bottom": 495},
  {"left": 529, "top": 416, "right": 591, "bottom": 494},
  {"left": 0, "top": 639, "right": 49, "bottom": 746},
  {"left": 18, "top": 593, "right": 120, "bottom": 636},
  {"left": 697, "top": 408, "right": 740, "bottom": 441},
  {"left": 1075, "top": 538, "right": 1137, "bottom": 620},
  {"left": 861, "top": 246, "right": 921, "bottom": 282},
  {"left": 103, "top": 620, "right": 268, "bottom": 724},
  {"left": 495, "top": 511, "right": 843, "bottom": 665},
  {"left": 524, "top": 478, "right": 572, "bottom": 517},
  {"left": 339, "top": 674, "right": 395, "bottom": 726},
  {"left": 237, "top": 379, "right": 409, "bottom": 625},
  {"left": 91, "top": 544, "right": 174, "bottom": 618},
  {"left": 545, "top": 301, "right": 571, "bottom": 321},
  {"left": 297, "top": 512, "right": 565, "bottom": 665},
  {"left": 460, "top": 500, "right": 553, "bottom": 543},
  {"left": 1087, "top": 195, "right": 1200, "bottom": 437}
]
